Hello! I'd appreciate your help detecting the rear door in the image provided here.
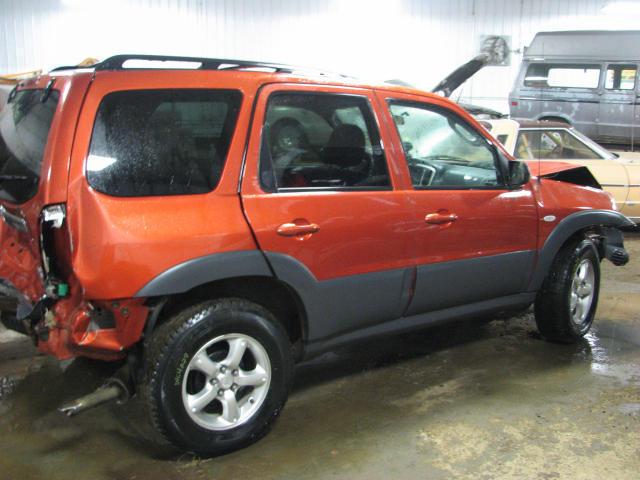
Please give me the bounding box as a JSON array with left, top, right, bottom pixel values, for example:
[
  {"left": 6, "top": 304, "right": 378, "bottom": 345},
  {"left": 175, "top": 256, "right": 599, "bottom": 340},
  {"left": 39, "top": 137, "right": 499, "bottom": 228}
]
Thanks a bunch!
[
  {"left": 240, "top": 84, "right": 416, "bottom": 342},
  {"left": 377, "top": 91, "right": 539, "bottom": 316},
  {"left": 598, "top": 63, "right": 639, "bottom": 143}
]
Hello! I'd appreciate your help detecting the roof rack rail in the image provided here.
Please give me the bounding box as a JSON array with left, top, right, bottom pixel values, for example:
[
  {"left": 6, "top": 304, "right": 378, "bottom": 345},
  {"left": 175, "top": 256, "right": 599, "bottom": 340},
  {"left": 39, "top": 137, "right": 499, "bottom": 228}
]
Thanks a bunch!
[
  {"left": 89, "top": 54, "right": 350, "bottom": 78},
  {"left": 50, "top": 64, "right": 94, "bottom": 72}
]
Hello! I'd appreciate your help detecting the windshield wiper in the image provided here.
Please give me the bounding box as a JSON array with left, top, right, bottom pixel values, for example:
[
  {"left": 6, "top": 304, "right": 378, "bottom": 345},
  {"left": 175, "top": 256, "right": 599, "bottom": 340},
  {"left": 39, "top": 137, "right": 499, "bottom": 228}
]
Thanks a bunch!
[
  {"left": 423, "top": 155, "right": 470, "bottom": 164},
  {"left": 0, "top": 175, "right": 30, "bottom": 181}
]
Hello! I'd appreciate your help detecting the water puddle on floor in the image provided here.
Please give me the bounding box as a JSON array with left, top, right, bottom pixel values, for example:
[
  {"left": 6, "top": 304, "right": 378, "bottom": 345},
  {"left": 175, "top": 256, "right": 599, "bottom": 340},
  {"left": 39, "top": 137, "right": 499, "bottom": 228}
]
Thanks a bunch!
[{"left": 0, "top": 236, "right": 638, "bottom": 479}]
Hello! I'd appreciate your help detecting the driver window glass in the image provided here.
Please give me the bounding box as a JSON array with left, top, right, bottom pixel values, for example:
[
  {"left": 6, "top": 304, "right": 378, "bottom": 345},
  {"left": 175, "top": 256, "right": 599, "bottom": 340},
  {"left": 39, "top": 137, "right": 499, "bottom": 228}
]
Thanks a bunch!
[
  {"left": 259, "top": 92, "right": 390, "bottom": 191},
  {"left": 515, "top": 130, "right": 601, "bottom": 160},
  {"left": 388, "top": 101, "right": 499, "bottom": 189}
]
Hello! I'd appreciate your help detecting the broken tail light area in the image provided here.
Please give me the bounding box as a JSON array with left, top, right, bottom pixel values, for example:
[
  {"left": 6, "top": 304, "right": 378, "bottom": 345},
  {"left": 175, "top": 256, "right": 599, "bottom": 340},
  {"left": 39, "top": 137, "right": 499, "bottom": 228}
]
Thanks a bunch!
[
  {"left": 0, "top": 206, "right": 45, "bottom": 304},
  {"left": 0, "top": 233, "right": 43, "bottom": 302},
  {"left": 37, "top": 296, "right": 149, "bottom": 360}
]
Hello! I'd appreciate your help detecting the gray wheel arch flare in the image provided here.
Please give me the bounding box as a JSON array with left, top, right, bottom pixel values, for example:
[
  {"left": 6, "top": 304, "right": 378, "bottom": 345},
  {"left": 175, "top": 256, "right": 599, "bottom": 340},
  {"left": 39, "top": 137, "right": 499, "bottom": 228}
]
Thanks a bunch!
[
  {"left": 528, "top": 209, "right": 634, "bottom": 291},
  {"left": 134, "top": 250, "right": 274, "bottom": 297}
]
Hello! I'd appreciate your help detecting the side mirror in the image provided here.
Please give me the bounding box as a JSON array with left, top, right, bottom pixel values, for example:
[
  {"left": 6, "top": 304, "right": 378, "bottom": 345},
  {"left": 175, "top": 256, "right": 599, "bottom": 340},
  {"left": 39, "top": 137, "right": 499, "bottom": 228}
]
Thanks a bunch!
[{"left": 507, "top": 160, "right": 530, "bottom": 188}]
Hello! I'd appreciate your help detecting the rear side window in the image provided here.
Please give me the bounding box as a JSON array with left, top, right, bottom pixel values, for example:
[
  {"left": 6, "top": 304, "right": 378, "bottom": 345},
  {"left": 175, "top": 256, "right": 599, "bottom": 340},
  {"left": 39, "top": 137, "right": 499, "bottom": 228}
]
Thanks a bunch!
[
  {"left": 259, "top": 92, "right": 390, "bottom": 191},
  {"left": 87, "top": 89, "right": 242, "bottom": 197},
  {"left": 524, "top": 63, "right": 601, "bottom": 89},
  {"left": 0, "top": 89, "right": 59, "bottom": 204}
]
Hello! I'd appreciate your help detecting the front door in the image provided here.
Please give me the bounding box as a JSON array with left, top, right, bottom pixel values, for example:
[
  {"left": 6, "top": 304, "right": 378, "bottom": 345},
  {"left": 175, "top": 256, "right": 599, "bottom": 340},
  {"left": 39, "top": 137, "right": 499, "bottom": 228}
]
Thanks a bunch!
[
  {"left": 241, "top": 84, "right": 416, "bottom": 342},
  {"left": 377, "top": 92, "right": 539, "bottom": 316}
]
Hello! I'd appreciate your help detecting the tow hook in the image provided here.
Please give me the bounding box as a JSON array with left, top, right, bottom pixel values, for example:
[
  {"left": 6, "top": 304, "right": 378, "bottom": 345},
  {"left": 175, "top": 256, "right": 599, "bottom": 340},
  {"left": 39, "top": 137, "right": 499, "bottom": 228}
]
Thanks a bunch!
[{"left": 59, "top": 376, "right": 131, "bottom": 417}]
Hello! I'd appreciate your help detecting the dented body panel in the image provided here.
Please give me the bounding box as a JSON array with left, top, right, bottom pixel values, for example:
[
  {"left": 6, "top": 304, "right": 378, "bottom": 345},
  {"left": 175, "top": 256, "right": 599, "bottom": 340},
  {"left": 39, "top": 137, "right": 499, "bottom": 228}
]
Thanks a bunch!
[{"left": 488, "top": 118, "right": 640, "bottom": 222}]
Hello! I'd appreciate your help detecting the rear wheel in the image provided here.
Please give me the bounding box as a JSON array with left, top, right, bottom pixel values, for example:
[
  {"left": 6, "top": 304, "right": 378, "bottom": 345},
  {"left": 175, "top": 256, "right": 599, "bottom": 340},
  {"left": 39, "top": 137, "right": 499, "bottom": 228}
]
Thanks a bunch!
[
  {"left": 144, "top": 298, "right": 293, "bottom": 456},
  {"left": 534, "top": 237, "right": 600, "bottom": 343}
]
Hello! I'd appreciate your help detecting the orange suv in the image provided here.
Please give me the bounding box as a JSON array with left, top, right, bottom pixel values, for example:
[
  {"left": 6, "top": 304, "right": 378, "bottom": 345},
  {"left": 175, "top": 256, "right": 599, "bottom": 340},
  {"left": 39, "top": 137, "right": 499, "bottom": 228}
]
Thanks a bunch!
[{"left": 0, "top": 55, "right": 633, "bottom": 456}]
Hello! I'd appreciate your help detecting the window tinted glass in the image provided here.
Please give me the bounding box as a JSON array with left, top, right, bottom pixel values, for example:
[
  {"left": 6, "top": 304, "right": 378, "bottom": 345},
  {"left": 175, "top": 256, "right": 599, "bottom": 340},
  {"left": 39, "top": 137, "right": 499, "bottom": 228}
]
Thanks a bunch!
[
  {"left": 260, "top": 93, "right": 390, "bottom": 191},
  {"left": 87, "top": 89, "right": 242, "bottom": 197},
  {"left": 0, "top": 89, "right": 59, "bottom": 204},
  {"left": 388, "top": 102, "right": 500, "bottom": 189},
  {"left": 524, "top": 63, "right": 601, "bottom": 89},
  {"left": 515, "top": 130, "right": 601, "bottom": 160},
  {"left": 605, "top": 64, "right": 637, "bottom": 90}
]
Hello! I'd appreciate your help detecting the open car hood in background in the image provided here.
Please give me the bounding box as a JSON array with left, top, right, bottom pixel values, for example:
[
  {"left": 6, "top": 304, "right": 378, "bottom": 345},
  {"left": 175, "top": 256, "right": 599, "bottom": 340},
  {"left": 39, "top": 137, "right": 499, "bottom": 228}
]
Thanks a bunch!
[
  {"left": 457, "top": 102, "right": 505, "bottom": 119},
  {"left": 431, "top": 53, "right": 489, "bottom": 97}
]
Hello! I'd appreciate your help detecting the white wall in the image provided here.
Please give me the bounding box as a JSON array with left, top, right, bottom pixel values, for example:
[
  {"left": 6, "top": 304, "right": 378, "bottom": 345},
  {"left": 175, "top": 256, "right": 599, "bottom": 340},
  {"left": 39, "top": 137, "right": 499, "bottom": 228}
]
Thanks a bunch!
[{"left": 2, "top": 0, "right": 640, "bottom": 112}]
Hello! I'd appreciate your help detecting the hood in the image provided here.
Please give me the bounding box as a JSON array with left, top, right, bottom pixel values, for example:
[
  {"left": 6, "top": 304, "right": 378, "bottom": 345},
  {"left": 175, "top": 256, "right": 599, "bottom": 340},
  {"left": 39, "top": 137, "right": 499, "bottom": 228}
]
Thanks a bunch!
[
  {"left": 526, "top": 161, "right": 582, "bottom": 177},
  {"left": 457, "top": 102, "right": 505, "bottom": 119},
  {"left": 525, "top": 161, "right": 602, "bottom": 189},
  {"left": 614, "top": 150, "right": 640, "bottom": 164},
  {"left": 431, "top": 53, "right": 489, "bottom": 97}
]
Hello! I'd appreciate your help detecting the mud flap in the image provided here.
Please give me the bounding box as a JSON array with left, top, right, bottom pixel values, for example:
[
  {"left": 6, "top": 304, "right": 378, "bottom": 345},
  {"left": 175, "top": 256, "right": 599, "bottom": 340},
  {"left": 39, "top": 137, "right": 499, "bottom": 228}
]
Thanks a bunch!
[{"left": 601, "top": 228, "right": 630, "bottom": 266}]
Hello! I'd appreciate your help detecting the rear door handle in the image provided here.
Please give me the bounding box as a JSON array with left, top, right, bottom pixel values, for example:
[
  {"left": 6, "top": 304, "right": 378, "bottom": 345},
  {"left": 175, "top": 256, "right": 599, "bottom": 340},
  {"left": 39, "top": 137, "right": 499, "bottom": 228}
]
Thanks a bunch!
[
  {"left": 425, "top": 212, "right": 458, "bottom": 225},
  {"left": 276, "top": 222, "right": 320, "bottom": 237}
]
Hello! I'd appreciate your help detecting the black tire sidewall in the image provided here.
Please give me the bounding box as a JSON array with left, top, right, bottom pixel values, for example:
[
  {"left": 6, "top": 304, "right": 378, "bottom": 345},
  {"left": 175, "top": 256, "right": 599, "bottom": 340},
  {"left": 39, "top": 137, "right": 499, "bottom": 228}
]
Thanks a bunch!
[
  {"left": 150, "top": 302, "right": 292, "bottom": 456},
  {"left": 562, "top": 240, "right": 601, "bottom": 337}
]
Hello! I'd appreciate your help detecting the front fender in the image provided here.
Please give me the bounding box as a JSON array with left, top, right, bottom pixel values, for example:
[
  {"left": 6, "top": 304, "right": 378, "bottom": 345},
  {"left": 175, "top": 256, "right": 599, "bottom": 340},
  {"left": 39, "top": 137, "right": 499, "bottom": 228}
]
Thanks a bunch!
[{"left": 528, "top": 209, "right": 634, "bottom": 291}]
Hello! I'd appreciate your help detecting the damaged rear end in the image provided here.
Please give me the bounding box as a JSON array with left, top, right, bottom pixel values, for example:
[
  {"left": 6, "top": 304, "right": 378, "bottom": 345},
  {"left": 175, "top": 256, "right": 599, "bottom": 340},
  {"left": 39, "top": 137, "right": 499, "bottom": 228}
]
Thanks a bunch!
[{"left": 0, "top": 72, "right": 147, "bottom": 360}]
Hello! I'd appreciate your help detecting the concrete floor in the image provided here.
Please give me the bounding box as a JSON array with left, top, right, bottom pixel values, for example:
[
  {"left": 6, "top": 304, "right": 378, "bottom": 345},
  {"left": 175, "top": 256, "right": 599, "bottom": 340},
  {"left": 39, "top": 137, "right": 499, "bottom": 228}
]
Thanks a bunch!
[{"left": 0, "top": 237, "right": 638, "bottom": 480}]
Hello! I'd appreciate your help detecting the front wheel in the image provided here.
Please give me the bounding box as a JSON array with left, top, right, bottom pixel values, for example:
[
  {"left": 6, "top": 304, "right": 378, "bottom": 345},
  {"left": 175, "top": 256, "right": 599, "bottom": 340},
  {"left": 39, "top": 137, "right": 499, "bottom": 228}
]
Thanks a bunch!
[
  {"left": 534, "top": 237, "right": 600, "bottom": 343},
  {"left": 143, "top": 298, "right": 293, "bottom": 456}
]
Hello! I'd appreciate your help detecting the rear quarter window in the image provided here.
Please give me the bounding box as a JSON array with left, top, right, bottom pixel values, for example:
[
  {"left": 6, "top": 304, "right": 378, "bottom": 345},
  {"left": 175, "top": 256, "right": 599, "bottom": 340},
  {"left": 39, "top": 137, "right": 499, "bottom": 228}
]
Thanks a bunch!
[{"left": 87, "top": 89, "right": 242, "bottom": 197}]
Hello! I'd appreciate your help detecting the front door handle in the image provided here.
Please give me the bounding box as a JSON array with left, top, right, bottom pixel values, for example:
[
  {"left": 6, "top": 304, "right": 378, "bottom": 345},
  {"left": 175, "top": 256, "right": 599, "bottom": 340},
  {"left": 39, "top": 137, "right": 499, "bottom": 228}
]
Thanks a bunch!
[
  {"left": 425, "top": 212, "right": 458, "bottom": 225},
  {"left": 277, "top": 222, "right": 320, "bottom": 237}
]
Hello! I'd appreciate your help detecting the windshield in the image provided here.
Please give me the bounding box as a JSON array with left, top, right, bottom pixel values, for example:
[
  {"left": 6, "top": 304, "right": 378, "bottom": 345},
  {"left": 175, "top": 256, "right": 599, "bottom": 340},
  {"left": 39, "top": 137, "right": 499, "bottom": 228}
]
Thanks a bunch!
[
  {"left": 515, "top": 128, "right": 614, "bottom": 161},
  {"left": 0, "top": 89, "right": 60, "bottom": 204},
  {"left": 568, "top": 128, "right": 617, "bottom": 160}
]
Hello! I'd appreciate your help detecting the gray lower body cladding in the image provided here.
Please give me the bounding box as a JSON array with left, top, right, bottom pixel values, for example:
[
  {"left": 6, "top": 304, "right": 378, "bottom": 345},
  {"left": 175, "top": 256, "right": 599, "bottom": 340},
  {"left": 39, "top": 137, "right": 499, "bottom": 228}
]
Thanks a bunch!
[{"left": 265, "top": 250, "right": 536, "bottom": 343}]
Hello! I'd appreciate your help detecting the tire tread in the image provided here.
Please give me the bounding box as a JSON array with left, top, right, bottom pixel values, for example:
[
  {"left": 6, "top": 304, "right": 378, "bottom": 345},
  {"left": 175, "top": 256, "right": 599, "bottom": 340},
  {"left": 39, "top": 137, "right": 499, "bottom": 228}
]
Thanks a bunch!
[{"left": 142, "top": 298, "right": 292, "bottom": 454}]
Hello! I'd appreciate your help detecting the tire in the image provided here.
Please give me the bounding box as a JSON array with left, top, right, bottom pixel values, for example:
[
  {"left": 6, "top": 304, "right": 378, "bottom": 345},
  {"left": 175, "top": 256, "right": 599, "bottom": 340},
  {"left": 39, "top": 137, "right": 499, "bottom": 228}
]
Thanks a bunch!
[
  {"left": 534, "top": 237, "right": 600, "bottom": 343},
  {"left": 143, "top": 298, "right": 293, "bottom": 456}
]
